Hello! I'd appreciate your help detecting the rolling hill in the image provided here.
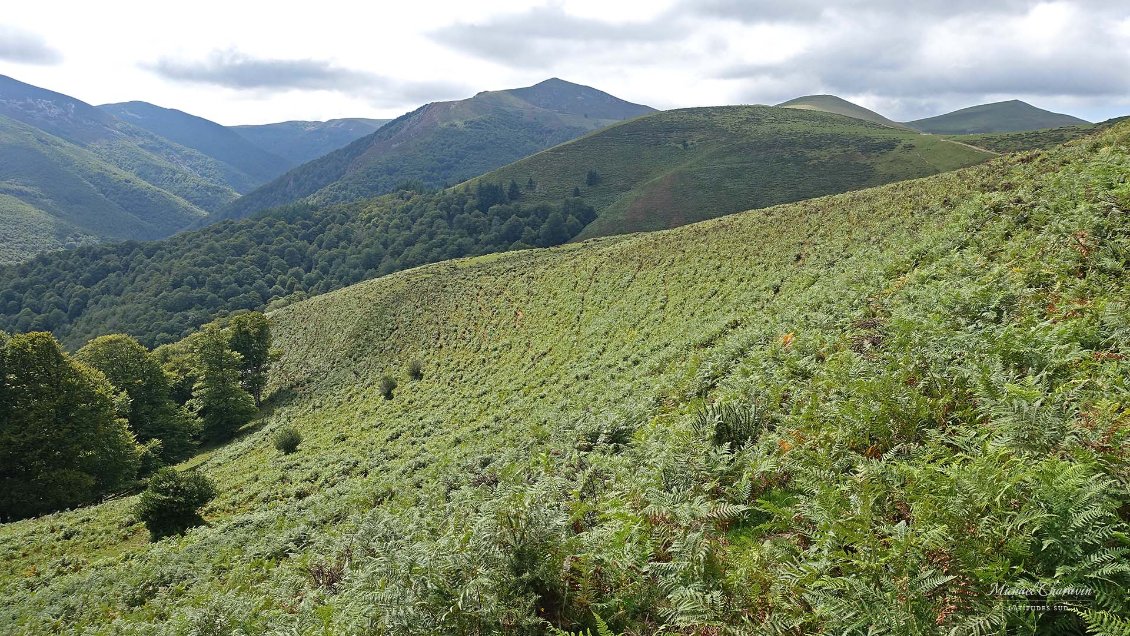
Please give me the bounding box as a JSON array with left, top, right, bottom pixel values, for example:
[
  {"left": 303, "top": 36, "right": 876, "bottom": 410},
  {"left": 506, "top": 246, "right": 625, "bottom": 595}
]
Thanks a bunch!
[
  {"left": 231, "top": 118, "right": 389, "bottom": 167},
  {"left": 100, "top": 101, "right": 292, "bottom": 189},
  {"left": 777, "top": 94, "right": 913, "bottom": 130},
  {"left": 908, "top": 99, "right": 1089, "bottom": 134},
  {"left": 0, "top": 74, "right": 240, "bottom": 208},
  {"left": 474, "top": 105, "right": 991, "bottom": 237},
  {"left": 941, "top": 116, "right": 1129, "bottom": 154},
  {"left": 216, "top": 78, "right": 656, "bottom": 221},
  {"left": 0, "top": 105, "right": 991, "bottom": 347},
  {"left": 0, "top": 75, "right": 251, "bottom": 262},
  {"left": 1, "top": 122, "right": 1127, "bottom": 634},
  {"left": 0, "top": 114, "right": 209, "bottom": 264}
]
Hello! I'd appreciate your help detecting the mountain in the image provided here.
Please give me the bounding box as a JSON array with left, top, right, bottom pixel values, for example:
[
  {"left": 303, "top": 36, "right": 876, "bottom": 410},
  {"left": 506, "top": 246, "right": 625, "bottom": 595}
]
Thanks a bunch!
[
  {"left": 217, "top": 78, "right": 655, "bottom": 221},
  {"left": 474, "top": 105, "right": 990, "bottom": 237},
  {"left": 0, "top": 105, "right": 991, "bottom": 347},
  {"left": 0, "top": 115, "right": 208, "bottom": 264},
  {"left": 941, "top": 116, "right": 1130, "bottom": 154},
  {"left": 0, "top": 74, "right": 239, "bottom": 208},
  {"left": 777, "top": 94, "right": 914, "bottom": 130},
  {"left": 0, "top": 74, "right": 249, "bottom": 261},
  {"left": 99, "top": 101, "right": 292, "bottom": 189},
  {"left": 907, "top": 99, "right": 1090, "bottom": 134},
  {"left": 3, "top": 121, "right": 1127, "bottom": 633},
  {"left": 231, "top": 118, "right": 389, "bottom": 167}
]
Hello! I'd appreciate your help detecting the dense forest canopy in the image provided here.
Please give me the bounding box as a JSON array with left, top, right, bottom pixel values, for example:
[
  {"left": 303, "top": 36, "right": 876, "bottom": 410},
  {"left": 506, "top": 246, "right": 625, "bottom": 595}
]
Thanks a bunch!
[{"left": 0, "top": 183, "right": 595, "bottom": 348}]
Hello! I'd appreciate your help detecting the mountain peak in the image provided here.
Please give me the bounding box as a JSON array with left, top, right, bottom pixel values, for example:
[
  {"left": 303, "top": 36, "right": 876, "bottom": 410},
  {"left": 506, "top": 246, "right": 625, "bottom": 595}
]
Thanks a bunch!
[
  {"left": 776, "top": 94, "right": 912, "bottom": 130},
  {"left": 505, "top": 78, "right": 655, "bottom": 120},
  {"left": 908, "top": 100, "right": 1089, "bottom": 134}
]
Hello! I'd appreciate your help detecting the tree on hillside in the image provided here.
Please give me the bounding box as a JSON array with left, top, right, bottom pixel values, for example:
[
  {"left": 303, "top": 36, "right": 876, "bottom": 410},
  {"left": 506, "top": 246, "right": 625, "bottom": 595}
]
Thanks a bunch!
[
  {"left": 0, "top": 332, "right": 141, "bottom": 520},
  {"left": 538, "top": 211, "right": 570, "bottom": 247},
  {"left": 508, "top": 180, "right": 521, "bottom": 201},
  {"left": 227, "top": 312, "right": 272, "bottom": 408},
  {"left": 154, "top": 342, "right": 199, "bottom": 406},
  {"left": 133, "top": 467, "right": 216, "bottom": 540},
  {"left": 476, "top": 182, "right": 508, "bottom": 211},
  {"left": 189, "top": 325, "right": 257, "bottom": 443},
  {"left": 586, "top": 169, "right": 601, "bottom": 186},
  {"left": 77, "top": 334, "right": 199, "bottom": 463}
]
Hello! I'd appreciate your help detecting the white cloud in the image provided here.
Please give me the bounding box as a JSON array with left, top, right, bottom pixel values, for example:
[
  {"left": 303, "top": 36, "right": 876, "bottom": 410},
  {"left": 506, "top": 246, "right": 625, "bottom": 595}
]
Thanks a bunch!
[
  {"left": 0, "top": 0, "right": 1125, "bottom": 124},
  {"left": 0, "top": 25, "right": 61, "bottom": 65}
]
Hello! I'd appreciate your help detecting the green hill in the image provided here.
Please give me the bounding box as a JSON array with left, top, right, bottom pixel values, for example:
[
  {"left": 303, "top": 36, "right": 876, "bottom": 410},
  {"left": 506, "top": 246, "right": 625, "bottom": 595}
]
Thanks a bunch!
[
  {"left": 0, "top": 74, "right": 239, "bottom": 209},
  {"left": 0, "top": 74, "right": 252, "bottom": 261},
  {"left": 908, "top": 99, "right": 1089, "bottom": 134},
  {"left": 0, "top": 114, "right": 207, "bottom": 263},
  {"left": 941, "top": 117, "right": 1130, "bottom": 154},
  {"left": 1, "top": 122, "right": 1127, "bottom": 634},
  {"left": 475, "top": 105, "right": 990, "bottom": 237},
  {"left": 99, "top": 101, "right": 292, "bottom": 189},
  {"left": 777, "top": 94, "right": 914, "bottom": 130},
  {"left": 217, "top": 78, "right": 655, "bottom": 221},
  {"left": 231, "top": 118, "right": 389, "bottom": 167},
  {"left": 0, "top": 105, "right": 990, "bottom": 347}
]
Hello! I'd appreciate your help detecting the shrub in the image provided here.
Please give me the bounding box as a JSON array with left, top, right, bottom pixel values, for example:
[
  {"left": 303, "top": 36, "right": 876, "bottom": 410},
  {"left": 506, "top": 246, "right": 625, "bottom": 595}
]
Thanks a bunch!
[
  {"left": 407, "top": 359, "right": 424, "bottom": 381},
  {"left": 133, "top": 468, "right": 216, "bottom": 540},
  {"left": 694, "top": 401, "right": 766, "bottom": 449},
  {"left": 273, "top": 426, "right": 302, "bottom": 454},
  {"left": 379, "top": 375, "right": 398, "bottom": 400}
]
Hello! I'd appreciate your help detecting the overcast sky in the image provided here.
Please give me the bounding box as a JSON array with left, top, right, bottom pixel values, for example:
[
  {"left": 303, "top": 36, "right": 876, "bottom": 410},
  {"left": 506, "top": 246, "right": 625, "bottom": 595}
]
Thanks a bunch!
[{"left": 1, "top": 0, "right": 1127, "bottom": 125}]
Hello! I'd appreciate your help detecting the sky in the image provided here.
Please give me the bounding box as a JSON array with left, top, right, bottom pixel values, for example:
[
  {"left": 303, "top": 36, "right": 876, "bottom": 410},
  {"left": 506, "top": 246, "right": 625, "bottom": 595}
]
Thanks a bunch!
[{"left": 1, "top": 0, "right": 1128, "bottom": 126}]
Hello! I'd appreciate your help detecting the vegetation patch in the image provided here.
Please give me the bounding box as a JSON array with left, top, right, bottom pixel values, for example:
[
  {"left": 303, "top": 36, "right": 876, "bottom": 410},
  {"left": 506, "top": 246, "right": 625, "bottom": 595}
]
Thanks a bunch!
[{"left": 1, "top": 123, "right": 1128, "bottom": 635}]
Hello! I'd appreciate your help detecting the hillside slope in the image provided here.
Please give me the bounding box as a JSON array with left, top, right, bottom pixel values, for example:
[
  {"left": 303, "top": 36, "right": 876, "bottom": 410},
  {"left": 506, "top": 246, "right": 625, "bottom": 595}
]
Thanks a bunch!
[
  {"left": 0, "top": 105, "right": 990, "bottom": 346},
  {"left": 2, "top": 124, "right": 1127, "bottom": 633},
  {"left": 941, "top": 116, "right": 1129, "bottom": 154},
  {"left": 231, "top": 118, "right": 389, "bottom": 166},
  {"left": 476, "top": 105, "right": 990, "bottom": 237},
  {"left": 0, "top": 75, "right": 244, "bottom": 261},
  {"left": 777, "top": 94, "right": 913, "bottom": 130},
  {"left": 218, "top": 78, "right": 654, "bottom": 221},
  {"left": 0, "top": 114, "right": 207, "bottom": 263},
  {"left": 908, "top": 99, "right": 1089, "bottom": 133},
  {"left": 100, "top": 101, "right": 292, "bottom": 189},
  {"left": 0, "top": 74, "right": 239, "bottom": 208}
]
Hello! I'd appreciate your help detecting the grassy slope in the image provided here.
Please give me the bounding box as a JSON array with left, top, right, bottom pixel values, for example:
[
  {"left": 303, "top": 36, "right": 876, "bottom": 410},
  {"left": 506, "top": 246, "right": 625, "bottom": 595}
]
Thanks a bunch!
[
  {"left": 909, "top": 99, "right": 1090, "bottom": 134},
  {"left": 776, "top": 94, "right": 914, "bottom": 130},
  {"left": 0, "top": 106, "right": 990, "bottom": 347},
  {"left": 0, "top": 115, "right": 208, "bottom": 263},
  {"left": 477, "top": 106, "right": 990, "bottom": 237},
  {"left": 2, "top": 124, "right": 1127, "bottom": 633},
  {"left": 218, "top": 80, "right": 653, "bottom": 222}
]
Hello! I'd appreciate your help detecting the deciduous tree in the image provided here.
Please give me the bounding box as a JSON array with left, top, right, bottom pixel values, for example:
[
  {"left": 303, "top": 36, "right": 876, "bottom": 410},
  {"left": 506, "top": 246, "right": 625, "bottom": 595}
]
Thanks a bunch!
[
  {"left": 77, "top": 334, "right": 199, "bottom": 463},
  {"left": 0, "top": 332, "right": 141, "bottom": 520}
]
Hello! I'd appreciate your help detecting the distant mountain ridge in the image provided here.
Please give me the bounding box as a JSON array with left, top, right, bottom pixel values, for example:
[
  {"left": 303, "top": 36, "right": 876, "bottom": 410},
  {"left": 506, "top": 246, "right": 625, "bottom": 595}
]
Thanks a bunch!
[
  {"left": 907, "top": 99, "right": 1090, "bottom": 134},
  {"left": 774, "top": 93, "right": 1090, "bottom": 135},
  {"left": 99, "top": 101, "right": 293, "bottom": 189},
  {"left": 0, "top": 74, "right": 237, "bottom": 262},
  {"left": 216, "top": 78, "right": 655, "bottom": 221},
  {"left": 232, "top": 118, "right": 389, "bottom": 166},
  {"left": 777, "top": 94, "right": 913, "bottom": 130},
  {"left": 0, "top": 74, "right": 238, "bottom": 210}
]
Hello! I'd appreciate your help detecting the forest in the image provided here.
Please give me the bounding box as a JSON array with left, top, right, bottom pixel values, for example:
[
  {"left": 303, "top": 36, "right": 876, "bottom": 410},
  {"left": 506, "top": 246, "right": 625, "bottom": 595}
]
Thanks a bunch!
[
  {"left": 0, "top": 312, "right": 270, "bottom": 524},
  {"left": 0, "top": 181, "right": 596, "bottom": 348}
]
